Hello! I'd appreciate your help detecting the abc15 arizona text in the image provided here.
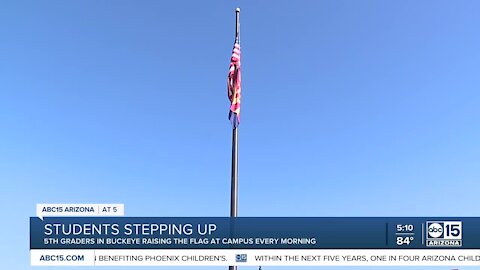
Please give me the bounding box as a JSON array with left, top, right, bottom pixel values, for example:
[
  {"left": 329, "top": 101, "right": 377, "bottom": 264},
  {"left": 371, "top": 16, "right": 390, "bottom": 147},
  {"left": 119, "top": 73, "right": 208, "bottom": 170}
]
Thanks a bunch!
[{"left": 426, "top": 221, "right": 462, "bottom": 247}]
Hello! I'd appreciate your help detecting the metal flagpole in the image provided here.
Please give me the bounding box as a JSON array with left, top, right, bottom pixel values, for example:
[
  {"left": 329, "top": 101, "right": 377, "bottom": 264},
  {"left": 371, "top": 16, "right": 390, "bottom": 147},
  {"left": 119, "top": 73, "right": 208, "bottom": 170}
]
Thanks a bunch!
[{"left": 229, "top": 7, "right": 240, "bottom": 270}]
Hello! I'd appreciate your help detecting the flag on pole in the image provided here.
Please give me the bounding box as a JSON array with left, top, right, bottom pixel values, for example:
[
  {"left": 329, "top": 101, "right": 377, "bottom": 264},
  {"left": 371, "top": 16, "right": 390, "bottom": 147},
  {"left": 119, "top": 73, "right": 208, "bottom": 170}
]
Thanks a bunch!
[{"left": 228, "top": 43, "right": 241, "bottom": 128}]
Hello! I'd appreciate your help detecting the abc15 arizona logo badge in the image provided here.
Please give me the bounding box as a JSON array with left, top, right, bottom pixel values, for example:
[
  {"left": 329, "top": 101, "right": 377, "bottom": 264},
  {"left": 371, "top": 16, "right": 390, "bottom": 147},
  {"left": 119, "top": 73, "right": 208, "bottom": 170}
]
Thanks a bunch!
[{"left": 426, "top": 221, "right": 462, "bottom": 247}]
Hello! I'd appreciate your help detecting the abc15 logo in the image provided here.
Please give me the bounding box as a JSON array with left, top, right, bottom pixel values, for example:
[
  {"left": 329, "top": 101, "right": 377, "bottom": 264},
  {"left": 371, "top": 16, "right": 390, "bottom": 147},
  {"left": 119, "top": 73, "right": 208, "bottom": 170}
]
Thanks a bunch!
[
  {"left": 235, "top": 254, "right": 247, "bottom": 263},
  {"left": 426, "top": 221, "right": 462, "bottom": 240}
]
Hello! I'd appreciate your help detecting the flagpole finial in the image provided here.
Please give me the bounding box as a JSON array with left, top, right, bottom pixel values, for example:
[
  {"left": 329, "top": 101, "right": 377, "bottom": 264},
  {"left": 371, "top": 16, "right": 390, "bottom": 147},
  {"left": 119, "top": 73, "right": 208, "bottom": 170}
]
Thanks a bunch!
[{"left": 234, "top": 7, "right": 240, "bottom": 44}]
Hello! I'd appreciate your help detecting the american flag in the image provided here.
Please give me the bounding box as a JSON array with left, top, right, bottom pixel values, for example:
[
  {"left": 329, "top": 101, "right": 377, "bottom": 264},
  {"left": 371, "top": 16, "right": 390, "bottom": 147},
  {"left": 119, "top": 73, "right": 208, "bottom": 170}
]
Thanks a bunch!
[{"left": 228, "top": 43, "right": 241, "bottom": 128}]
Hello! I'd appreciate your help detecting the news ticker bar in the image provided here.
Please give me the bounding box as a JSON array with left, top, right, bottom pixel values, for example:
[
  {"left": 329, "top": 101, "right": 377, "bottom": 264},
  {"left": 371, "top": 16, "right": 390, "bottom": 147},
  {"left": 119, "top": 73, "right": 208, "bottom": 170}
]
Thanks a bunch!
[
  {"left": 31, "top": 249, "right": 480, "bottom": 266},
  {"left": 31, "top": 217, "right": 480, "bottom": 249}
]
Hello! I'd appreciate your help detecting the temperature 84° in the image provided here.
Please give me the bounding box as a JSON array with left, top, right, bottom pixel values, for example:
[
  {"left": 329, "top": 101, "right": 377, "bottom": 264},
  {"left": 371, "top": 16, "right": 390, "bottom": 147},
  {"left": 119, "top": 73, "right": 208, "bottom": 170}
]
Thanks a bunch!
[{"left": 396, "top": 236, "right": 414, "bottom": 246}]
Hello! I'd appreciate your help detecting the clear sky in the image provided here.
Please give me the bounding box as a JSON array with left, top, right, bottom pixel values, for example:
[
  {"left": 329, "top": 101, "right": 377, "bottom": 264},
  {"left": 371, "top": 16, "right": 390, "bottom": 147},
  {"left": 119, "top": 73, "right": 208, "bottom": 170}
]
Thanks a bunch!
[{"left": 1, "top": 0, "right": 479, "bottom": 269}]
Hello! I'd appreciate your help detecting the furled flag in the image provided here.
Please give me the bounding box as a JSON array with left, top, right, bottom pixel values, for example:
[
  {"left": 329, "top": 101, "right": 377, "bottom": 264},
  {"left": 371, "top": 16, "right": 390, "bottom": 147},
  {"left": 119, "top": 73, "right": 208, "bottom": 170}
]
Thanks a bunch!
[{"left": 228, "top": 43, "right": 241, "bottom": 128}]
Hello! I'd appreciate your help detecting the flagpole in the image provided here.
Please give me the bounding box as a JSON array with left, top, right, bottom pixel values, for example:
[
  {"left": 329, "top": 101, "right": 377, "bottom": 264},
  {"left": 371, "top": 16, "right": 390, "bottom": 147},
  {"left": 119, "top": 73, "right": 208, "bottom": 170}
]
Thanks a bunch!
[{"left": 229, "top": 7, "right": 240, "bottom": 270}]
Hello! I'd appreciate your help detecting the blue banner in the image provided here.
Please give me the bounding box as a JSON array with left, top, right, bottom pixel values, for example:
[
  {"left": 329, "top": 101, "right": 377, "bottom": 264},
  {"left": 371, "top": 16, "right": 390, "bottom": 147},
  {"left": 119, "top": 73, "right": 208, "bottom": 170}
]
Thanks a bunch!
[{"left": 30, "top": 217, "right": 480, "bottom": 249}]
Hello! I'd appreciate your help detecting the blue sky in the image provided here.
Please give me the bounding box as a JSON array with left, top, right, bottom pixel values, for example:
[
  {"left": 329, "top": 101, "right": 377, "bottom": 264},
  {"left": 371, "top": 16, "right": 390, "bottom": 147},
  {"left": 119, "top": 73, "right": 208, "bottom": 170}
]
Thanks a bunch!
[{"left": 1, "top": 0, "right": 479, "bottom": 269}]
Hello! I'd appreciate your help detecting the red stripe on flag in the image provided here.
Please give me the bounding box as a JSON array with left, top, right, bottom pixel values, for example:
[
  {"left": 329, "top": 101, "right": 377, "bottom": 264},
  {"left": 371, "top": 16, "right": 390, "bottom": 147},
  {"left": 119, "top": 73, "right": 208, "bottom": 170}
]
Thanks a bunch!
[{"left": 228, "top": 43, "right": 241, "bottom": 128}]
